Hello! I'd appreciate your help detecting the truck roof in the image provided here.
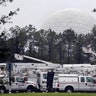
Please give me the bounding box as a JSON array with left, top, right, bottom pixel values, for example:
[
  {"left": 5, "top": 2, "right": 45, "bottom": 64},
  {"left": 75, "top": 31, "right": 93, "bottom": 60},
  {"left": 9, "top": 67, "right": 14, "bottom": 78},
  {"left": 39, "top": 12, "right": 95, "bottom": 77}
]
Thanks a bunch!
[
  {"left": 58, "top": 74, "right": 79, "bottom": 77},
  {"left": 58, "top": 74, "right": 93, "bottom": 77},
  {"left": 63, "top": 64, "right": 91, "bottom": 68}
]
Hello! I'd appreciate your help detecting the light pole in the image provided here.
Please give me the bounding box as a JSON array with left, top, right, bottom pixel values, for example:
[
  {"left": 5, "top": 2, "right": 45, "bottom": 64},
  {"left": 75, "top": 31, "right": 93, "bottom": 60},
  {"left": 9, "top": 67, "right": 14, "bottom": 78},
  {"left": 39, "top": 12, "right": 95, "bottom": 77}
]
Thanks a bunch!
[{"left": 7, "top": 62, "right": 12, "bottom": 94}]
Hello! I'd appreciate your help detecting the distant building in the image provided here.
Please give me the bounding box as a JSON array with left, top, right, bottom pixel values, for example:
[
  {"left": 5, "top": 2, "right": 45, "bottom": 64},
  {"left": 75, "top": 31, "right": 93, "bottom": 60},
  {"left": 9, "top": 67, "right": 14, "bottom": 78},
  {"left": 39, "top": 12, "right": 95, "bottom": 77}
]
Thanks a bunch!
[{"left": 41, "top": 8, "right": 96, "bottom": 34}]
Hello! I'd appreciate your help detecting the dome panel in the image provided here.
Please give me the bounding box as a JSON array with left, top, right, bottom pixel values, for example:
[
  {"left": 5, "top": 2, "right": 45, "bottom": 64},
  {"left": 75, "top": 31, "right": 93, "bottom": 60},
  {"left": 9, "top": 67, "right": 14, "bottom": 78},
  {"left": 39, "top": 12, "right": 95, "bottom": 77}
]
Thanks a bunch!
[{"left": 41, "top": 9, "right": 96, "bottom": 34}]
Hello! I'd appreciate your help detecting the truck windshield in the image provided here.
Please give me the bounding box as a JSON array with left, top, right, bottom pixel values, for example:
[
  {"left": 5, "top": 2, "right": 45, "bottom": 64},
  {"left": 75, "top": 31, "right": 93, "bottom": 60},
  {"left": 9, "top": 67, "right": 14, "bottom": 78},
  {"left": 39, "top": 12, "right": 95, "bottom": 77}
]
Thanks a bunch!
[
  {"left": 16, "top": 77, "right": 24, "bottom": 82},
  {"left": 86, "top": 77, "right": 95, "bottom": 83}
]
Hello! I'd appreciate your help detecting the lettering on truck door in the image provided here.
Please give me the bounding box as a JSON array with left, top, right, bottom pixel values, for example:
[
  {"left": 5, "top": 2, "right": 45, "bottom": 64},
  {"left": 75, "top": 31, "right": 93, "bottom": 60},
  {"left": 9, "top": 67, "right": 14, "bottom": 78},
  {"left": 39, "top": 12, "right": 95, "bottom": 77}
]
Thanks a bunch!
[
  {"left": 11, "top": 77, "right": 18, "bottom": 90},
  {"left": 85, "top": 77, "right": 96, "bottom": 91},
  {"left": 79, "top": 76, "right": 89, "bottom": 91},
  {"left": 15, "top": 77, "right": 25, "bottom": 90}
]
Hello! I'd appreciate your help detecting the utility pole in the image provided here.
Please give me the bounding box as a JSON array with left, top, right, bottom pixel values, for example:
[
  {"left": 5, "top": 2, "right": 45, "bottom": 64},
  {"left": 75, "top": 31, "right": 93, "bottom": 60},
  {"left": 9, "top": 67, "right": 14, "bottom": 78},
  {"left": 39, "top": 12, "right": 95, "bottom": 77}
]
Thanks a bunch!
[
  {"left": 7, "top": 63, "right": 12, "bottom": 94},
  {"left": 59, "top": 40, "right": 62, "bottom": 65}
]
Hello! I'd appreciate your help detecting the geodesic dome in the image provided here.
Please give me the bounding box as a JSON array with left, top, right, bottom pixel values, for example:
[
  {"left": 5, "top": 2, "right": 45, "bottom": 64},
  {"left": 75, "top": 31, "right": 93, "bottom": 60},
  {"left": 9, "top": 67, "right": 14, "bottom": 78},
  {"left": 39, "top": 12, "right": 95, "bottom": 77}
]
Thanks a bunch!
[{"left": 41, "top": 9, "right": 96, "bottom": 34}]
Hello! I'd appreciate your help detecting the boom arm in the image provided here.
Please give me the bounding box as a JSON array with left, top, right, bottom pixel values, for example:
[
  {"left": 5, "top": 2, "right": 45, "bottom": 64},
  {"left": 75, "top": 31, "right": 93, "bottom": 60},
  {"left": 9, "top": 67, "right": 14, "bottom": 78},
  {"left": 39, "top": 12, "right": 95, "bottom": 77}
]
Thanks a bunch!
[
  {"left": 14, "top": 54, "right": 53, "bottom": 65},
  {"left": 23, "top": 55, "right": 53, "bottom": 65}
]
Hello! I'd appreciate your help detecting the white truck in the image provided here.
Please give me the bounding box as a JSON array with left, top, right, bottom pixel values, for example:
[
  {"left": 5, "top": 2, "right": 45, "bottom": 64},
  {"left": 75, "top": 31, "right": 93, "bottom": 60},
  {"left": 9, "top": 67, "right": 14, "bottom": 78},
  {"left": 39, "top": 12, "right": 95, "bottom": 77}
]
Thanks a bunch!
[
  {"left": 0, "top": 76, "right": 37, "bottom": 93},
  {"left": 57, "top": 74, "right": 96, "bottom": 92},
  {"left": 1, "top": 72, "right": 96, "bottom": 93}
]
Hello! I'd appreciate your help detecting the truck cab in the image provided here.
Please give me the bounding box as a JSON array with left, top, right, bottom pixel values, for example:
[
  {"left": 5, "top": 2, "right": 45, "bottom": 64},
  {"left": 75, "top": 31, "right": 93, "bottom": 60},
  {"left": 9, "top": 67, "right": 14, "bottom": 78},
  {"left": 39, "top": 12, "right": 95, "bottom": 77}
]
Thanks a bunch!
[
  {"left": 37, "top": 71, "right": 59, "bottom": 92},
  {"left": 37, "top": 72, "right": 47, "bottom": 91},
  {"left": 78, "top": 76, "right": 96, "bottom": 92}
]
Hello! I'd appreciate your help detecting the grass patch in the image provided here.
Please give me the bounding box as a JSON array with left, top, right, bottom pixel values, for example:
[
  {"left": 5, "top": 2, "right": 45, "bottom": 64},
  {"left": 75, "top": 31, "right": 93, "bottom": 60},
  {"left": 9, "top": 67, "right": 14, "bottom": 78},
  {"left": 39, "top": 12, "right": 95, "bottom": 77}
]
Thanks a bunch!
[{"left": 1, "top": 92, "right": 96, "bottom": 96}]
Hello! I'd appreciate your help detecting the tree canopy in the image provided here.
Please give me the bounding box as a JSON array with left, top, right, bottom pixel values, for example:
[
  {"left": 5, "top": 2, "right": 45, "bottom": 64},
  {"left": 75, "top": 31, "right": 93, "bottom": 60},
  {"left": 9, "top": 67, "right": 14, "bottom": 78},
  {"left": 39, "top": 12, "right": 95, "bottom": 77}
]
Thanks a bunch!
[{"left": 0, "top": 24, "right": 96, "bottom": 64}]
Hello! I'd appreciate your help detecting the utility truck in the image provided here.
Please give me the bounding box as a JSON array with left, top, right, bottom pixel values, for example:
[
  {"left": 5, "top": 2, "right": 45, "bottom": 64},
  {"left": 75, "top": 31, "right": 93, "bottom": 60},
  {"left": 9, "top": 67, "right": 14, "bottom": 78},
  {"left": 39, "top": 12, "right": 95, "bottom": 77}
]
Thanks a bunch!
[
  {"left": 36, "top": 72, "right": 96, "bottom": 92},
  {"left": 57, "top": 74, "right": 96, "bottom": 92},
  {"left": 0, "top": 76, "right": 37, "bottom": 93}
]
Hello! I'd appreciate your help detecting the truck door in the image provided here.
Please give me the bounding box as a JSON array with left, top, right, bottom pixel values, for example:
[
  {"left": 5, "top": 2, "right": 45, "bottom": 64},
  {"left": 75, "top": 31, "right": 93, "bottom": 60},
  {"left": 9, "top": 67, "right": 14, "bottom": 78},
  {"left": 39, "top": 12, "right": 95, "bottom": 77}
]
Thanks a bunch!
[
  {"left": 15, "top": 77, "right": 25, "bottom": 91},
  {"left": 37, "top": 72, "right": 47, "bottom": 91},
  {"left": 41, "top": 73, "right": 47, "bottom": 89},
  {"left": 11, "top": 77, "right": 19, "bottom": 91},
  {"left": 79, "top": 77, "right": 89, "bottom": 91},
  {"left": 85, "top": 77, "right": 96, "bottom": 91}
]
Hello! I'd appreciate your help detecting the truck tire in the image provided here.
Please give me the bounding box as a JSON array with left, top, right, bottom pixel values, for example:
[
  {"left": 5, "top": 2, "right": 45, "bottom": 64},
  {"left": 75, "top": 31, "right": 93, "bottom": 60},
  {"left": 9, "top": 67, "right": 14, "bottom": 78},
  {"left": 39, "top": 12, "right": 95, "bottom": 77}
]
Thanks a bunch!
[
  {"left": 27, "top": 86, "right": 34, "bottom": 92},
  {"left": 65, "top": 86, "right": 73, "bottom": 93}
]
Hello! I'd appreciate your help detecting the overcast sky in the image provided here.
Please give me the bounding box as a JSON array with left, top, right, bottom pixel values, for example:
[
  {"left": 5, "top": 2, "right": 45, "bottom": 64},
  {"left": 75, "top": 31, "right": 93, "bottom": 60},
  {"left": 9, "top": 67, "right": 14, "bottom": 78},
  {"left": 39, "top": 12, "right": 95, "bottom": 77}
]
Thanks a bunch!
[{"left": 0, "top": 0, "right": 96, "bottom": 30}]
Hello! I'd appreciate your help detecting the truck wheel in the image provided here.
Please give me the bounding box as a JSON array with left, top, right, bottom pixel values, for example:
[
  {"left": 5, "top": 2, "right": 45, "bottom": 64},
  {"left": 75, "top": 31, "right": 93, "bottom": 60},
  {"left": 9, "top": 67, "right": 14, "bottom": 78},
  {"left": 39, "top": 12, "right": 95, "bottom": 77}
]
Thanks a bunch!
[
  {"left": 0, "top": 88, "right": 5, "bottom": 94},
  {"left": 65, "top": 87, "right": 73, "bottom": 93},
  {"left": 27, "top": 86, "right": 34, "bottom": 92}
]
